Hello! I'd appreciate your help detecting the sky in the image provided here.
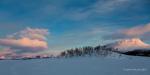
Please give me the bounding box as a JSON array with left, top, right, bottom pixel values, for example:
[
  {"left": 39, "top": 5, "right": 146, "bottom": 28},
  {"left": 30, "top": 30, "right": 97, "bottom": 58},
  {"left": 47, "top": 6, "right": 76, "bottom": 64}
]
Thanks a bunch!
[{"left": 0, "top": 0, "right": 150, "bottom": 57}]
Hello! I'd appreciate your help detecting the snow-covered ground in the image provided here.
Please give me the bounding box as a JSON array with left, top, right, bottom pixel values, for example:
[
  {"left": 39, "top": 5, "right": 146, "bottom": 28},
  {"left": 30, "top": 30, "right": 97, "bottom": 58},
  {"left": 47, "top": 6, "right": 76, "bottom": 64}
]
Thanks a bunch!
[{"left": 0, "top": 55, "right": 149, "bottom": 75}]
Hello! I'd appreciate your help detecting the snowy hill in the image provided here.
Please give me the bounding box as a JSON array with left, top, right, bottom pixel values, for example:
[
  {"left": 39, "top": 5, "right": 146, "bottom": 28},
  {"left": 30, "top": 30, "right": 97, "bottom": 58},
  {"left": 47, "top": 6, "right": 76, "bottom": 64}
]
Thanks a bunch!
[
  {"left": 105, "top": 38, "right": 150, "bottom": 57},
  {"left": 106, "top": 38, "right": 150, "bottom": 52}
]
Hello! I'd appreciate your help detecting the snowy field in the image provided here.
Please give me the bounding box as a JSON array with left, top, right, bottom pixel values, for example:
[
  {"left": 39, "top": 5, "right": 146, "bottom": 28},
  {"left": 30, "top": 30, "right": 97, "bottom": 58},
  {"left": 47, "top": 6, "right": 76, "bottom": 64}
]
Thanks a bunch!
[{"left": 0, "top": 55, "right": 149, "bottom": 75}]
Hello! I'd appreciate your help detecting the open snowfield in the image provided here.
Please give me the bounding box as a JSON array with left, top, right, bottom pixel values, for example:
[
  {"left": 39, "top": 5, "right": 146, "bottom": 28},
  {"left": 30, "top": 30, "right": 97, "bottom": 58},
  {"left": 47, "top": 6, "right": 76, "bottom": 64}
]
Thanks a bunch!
[{"left": 0, "top": 55, "right": 149, "bottom": 75}]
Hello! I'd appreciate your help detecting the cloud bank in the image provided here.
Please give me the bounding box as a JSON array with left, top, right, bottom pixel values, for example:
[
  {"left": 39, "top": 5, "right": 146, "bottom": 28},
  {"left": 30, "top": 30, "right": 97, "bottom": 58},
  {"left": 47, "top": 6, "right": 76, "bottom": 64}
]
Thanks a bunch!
[
  {"left": 0, "top": 27, "right": 49, "bottom": 58},
  {"left": 0, "top": 37, "right": 48, "bottom": 51}
]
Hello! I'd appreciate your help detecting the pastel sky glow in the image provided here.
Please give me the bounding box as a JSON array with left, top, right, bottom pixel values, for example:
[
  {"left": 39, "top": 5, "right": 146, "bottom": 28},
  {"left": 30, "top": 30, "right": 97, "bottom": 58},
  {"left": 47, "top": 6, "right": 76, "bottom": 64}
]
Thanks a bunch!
[{"left": 0, "top": 0, "right": 150, "bottom": 57}]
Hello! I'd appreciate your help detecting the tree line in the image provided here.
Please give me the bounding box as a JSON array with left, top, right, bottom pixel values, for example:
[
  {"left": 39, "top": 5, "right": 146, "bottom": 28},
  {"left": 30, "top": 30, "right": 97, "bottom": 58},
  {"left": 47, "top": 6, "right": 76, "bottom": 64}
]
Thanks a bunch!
[{"left": 60, "top": 45, "right": 115, "bottom": 57}]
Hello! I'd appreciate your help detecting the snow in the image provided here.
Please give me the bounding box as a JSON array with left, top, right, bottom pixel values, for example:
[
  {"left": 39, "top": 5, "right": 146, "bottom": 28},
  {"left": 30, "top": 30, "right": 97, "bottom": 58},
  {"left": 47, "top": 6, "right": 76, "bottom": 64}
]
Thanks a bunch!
[
  {"left": 106, "top": 38, "right": 150, "bottom": 52},
  {"left": 0, "top": 56, "right": 149, "bottom": 75}
]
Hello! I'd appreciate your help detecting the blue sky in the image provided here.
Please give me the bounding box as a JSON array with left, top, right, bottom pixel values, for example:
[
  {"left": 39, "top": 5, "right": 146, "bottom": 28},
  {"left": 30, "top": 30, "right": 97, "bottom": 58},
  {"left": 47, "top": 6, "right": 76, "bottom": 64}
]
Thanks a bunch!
[{"left": 0, "top": 0, "right": 150, "bottom": 51}]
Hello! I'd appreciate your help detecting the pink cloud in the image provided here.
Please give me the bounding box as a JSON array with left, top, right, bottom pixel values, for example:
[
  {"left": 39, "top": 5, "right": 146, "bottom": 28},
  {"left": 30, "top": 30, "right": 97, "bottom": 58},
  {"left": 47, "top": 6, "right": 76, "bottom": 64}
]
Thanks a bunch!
[
  {"left": 0, "top": 37, "right": 48, "bottom": 51},
  {"left": 0, "top": 48, "right": 17, "bottom": 59},
  {"left": 7, "top": 27, "right": 49, "bottom": 41},
  {"left": 0, "top": 27, "right": 49, "bottom": 52},
  {"left": 0, "top": 48, "right": 12, "bottom": 56},
  {"left": 122, "top": 23, "right": 150, "bottom": 37},
  {"left": 103, "top": 23, "right": 150, "bottom": 40}
]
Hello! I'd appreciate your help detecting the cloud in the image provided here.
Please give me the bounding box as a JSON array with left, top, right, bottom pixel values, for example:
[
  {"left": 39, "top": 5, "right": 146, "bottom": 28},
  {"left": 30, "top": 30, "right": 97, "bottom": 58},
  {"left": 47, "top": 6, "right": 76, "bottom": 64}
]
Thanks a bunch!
[
  {"left": 103, "top": 23, "right": 150, "bottom": 40},
  {"left": 92, "top": 0, "right": 129, "bottom": 13},
  {"left": 7, "top": 27, "right": 49, "bottom": 41},
  {"left": 0, "top": 48, "right": 14, "bottom": 56},
  {"left": 0, "top": 27, "right": 49, "bottom": 53},
  {"left": 67, "top": 0, "right": 130, "bottom": 20},
  {"left": 0, "top": 37, "right": 48, "bottom": 51},
  {"left": 122, "top": 23, "right": 150, "bottom": 37}
]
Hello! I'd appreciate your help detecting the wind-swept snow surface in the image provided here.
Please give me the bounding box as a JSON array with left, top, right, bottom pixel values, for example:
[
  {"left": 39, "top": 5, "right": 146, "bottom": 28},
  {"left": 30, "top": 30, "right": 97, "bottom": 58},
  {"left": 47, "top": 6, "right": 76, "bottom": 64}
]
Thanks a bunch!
[{"left": 0, "top": 56, "right": 149, "bottom": 75}]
